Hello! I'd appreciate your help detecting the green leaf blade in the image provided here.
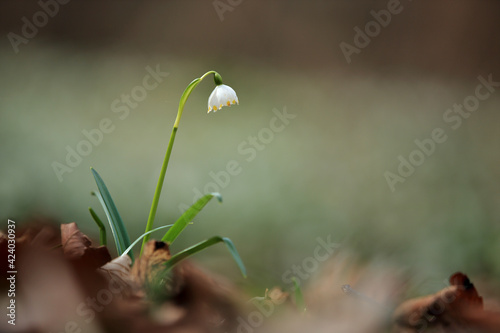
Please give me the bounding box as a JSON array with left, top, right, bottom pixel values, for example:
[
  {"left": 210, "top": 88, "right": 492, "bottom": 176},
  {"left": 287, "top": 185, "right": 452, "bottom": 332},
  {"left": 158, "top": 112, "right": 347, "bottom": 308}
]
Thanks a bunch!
[
  {"left": 91, "top": 168, "right": 132, "bottom": 260},
  {"left": 221, "top": 237, "right": 246, "bottom": 278},
  {"left": 88, "top": 206, "right": 107, "bottom": 246},
  {"left": 161, "top": 192, "right": 222, "bottom": 245},
  {"left": 164, "top": 236, "right": 246, "bottom": 278}
]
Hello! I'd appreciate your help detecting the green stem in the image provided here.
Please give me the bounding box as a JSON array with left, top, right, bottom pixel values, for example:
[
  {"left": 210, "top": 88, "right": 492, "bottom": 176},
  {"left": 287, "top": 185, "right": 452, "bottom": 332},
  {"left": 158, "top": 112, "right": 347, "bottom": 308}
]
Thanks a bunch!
[
  {"left": 89, "top": 206, "right": 107, "bottom": 246},
  {"left": 140, "top": 70, "right": 219, "bottom": 255}
]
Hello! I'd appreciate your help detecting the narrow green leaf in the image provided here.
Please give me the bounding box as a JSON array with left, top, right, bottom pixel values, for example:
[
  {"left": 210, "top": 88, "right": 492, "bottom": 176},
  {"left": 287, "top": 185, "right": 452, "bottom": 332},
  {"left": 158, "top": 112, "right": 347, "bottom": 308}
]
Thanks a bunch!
[
  {"left": 221, "top": 237, "right": 247, "bottom": 277},
  {"left": 292, "top": 277, "right": 306, "bottom": 312},
  {"left": 91, "top": 167, "right": 132, "bottom": 260},
  {"left": 121, "top": 224, "right": 174, "bottom": 258},
  {"left": 161, "top": 192, "right": 222, "bottom": 245},
  {"left": 88, "top": 207, "right": 107, "bottom": 246},
  {"left": 164, "top": 236, "right": 246, "bottom": 278}
]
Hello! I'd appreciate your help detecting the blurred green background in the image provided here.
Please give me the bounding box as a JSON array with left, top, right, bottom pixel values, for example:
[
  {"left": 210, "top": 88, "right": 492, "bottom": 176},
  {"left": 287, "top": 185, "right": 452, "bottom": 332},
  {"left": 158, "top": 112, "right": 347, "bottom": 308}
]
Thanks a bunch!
[{"left": 1, "top": 1, "right": 500, "bottom": 293}]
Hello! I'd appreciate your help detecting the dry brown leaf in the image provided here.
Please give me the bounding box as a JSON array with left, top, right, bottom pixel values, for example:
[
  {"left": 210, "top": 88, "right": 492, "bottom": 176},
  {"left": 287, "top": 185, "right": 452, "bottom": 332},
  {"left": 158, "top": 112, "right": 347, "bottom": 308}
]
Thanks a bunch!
[
  {"left": 61, "top": 222, "right": 111, "bottom": 270},
  {"left": 131, "top": 240, "right": 171, "bottom": 287},
  {"left": 2, "top": 221, "right": 248, "bottom": 333},
  {"left": 15, "top": 218, "right": 61, "bottom": 247},
  {"left": 98, "top": 254, "right": 140, "bottom": 297},
  {"left": 169, "top": 260, "right": 244, "bottom": 331},
  {"left": 392, "top": 272, "right": 500, "bottom": 333},
  {"left": 128, "top": 240, "right": 243, "bottom": 331}
]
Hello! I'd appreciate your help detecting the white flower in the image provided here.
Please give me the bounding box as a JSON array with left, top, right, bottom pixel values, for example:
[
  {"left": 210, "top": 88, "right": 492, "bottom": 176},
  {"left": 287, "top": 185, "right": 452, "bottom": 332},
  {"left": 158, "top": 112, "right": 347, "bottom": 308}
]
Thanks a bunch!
[{"left": 207, "top": 84, "right": 239, "bottom": 113}]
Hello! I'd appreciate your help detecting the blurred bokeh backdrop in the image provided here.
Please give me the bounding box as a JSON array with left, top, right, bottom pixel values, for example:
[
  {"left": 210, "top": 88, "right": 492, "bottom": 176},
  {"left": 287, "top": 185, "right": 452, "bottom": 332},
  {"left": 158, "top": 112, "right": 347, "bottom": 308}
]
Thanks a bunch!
[{"left": 1, "top": 1, "right": 500, "bottom": 293}]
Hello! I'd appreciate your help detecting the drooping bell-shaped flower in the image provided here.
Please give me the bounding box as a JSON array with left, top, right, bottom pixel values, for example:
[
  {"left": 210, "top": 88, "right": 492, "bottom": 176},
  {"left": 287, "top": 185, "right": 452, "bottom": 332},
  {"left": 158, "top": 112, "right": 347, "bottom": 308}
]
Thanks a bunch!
[{"left": 207, "top": 73, "right": 239, "bottom": 113}]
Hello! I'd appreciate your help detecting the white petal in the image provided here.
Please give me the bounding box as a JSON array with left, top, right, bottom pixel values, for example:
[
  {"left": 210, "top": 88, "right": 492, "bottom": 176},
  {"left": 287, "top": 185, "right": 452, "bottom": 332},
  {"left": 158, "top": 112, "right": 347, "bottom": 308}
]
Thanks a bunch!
[{"left": 208, "top": 84, "right": 239, "bottom": 113}]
